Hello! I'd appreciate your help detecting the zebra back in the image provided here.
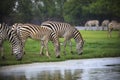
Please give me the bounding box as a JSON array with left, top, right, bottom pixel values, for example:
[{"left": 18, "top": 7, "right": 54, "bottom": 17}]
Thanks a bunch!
[
  {"left": 41, "top": 21, "right": 84, "bottom": 42},
  {"left": 41, "top": 21, "right": 72, "bottom": 31},
  {"left": 12, "top": 23, "right": 59, "bottom": 42}
]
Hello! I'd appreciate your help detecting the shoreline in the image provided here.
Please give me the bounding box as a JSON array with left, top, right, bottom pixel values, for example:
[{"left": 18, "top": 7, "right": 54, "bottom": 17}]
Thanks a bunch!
[{"left": 0, "top": 57, "right": 120, "bottom": 69}]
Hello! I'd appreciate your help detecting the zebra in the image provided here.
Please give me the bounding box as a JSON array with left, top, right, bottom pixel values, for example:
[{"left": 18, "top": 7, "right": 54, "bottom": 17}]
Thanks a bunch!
[
  {"left": 108, "top": 20, "right": 120, "bottom": 37},
  {"left": 41, "top": 21, "right": 84, "bottom": 55},
  {"left": 12, "top": 23, "right": 60, "bottom": 58},
  {"left": 85, "top": 20, "right": 99, "bottom": 30},
  {"left": 0, "top": 23, "right": 24, "bottom": 60},
  {"left": 101, "top": 20, "right": 109, "bottom": 30}
]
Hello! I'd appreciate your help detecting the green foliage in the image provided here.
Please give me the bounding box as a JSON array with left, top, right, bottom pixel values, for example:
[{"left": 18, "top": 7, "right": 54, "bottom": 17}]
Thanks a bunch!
[
  {"left": 86, "top": 0, "right": 120, "bottom": 17},
  {"left": 13, "top": 0, "right": 33, "bottom": 23},
  {"left": 11, "top": 0, "right": 67, "bottom": 23},
  {"left": 0, "top": 0, "right": 120, "bottom": 25},
  {"left": 0, "top": 0, "right": 16, "bottom": 23},
  {"left": 63, "top": 0, "right": 86, "bottom": 25},
  {"left": 0, "top": 31, "right": 120, "bottom": 66},
  {"left": 63, "top": 0, "right": 120, "bottom": 25}
]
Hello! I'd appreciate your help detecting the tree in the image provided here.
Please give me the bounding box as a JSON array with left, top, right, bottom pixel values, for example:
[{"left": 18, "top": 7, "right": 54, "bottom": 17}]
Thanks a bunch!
[
  {"left": 63, "top": 0, "right": 120, "bottom": 25},
  {"left": 83, "top": 0, "right": 120, "bottom": 23},
  {"left": 63, "top": 0, "right": 92, "bottom": 25},
  {"left": 0, "top": 0, "right": 16, "bottom": 23},
  {"left": 14, "top": 0, "right": 33, "bottom": 23}
]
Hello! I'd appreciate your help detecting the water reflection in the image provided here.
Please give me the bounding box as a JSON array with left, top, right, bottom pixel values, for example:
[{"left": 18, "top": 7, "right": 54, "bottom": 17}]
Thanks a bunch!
[
  {"left": 0, "top": 73, "right": 26, "bottom": 80},
  {"left": 0, "top": 69, "right": 83, "bottom": 80},
  {"left": 0, "top": 57, "right": 120, "bottom": 80}
]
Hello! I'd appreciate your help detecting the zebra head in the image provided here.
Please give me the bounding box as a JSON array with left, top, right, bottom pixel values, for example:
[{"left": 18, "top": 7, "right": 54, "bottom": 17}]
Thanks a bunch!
[
  {"left": 12, "top": 45, "right": 24, "bottom": 60},
  {"left": 76, "top": 40, "right": 84, "bottom": 55}
]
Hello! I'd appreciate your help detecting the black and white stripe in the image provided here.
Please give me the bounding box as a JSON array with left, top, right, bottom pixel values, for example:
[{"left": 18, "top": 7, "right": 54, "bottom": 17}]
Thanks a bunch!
[
  {"left": 12, "top": 23, "right": 60, "bottom": 58},
  {"left": 0, "top": 23, "right": 23, "bottom": 60},
  {"left": 41, "top": 21, "right": 84, "bottom": 55}
]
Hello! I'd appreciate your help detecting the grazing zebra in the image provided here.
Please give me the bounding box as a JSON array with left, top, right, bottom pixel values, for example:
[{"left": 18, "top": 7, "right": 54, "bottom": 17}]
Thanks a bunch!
[
  {"left": 0, "top": 23, "right": 23, "bottom": 60},
  {"left": 12, "top": 23, "right": 60, "bottom": 58},
  {"left": 101, "top": 20, "right": 109, "bottom": 30},
  {"left": 41, "top": 21, "right": 84, "bottom": 55},
  {"left": 108, "top": 21, "right": 120, "bottom": 37},
  {"left": 85, "top": 20, "right": 99, "bottom": 30}
]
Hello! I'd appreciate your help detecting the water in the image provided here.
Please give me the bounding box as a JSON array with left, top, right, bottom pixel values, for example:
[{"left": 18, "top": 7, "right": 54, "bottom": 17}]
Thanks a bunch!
[
  {"left": 0, "top": 57, "right": 120, "bottom": 80},
  {"left": 75, "top": 26, "right": 108, "bottom": 30}
]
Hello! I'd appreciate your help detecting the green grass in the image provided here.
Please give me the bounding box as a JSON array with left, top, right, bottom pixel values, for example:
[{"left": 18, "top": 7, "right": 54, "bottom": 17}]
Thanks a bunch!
[{"left": 0, "top": 30, "right": 120, "bottom": 66}]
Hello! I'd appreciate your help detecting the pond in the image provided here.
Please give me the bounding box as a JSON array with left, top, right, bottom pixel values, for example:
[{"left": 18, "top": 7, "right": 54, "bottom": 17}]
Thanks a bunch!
[{"left": 0, "top": 57, "right": 120, "bottom": 80}]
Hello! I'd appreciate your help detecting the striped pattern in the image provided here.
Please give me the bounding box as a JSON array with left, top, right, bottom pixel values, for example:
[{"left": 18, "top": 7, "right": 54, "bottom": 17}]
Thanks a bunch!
[
  {"left": 0, "top": 23, "right": 23, "bottom": 60},
  {"left": 41, "top": 21, "right": 84, "bottom": 55},
  {"left": 12, "top": 23, "right": 60, "bottom": 58}
]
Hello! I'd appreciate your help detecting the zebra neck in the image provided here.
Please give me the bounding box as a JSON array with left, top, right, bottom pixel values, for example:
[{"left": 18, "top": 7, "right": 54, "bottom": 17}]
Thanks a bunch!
[
  {"left": 7, "top": 28, "right": 21, "bottom": 46},
  {"left": 73, "top": 29, "right": 83, "bottom": 43}
]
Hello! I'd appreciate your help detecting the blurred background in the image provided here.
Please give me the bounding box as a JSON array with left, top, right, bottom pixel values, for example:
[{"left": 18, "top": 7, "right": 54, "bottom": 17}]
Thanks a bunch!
[{"left": 0, "top": 0, "right": 120, "bottom": 26}]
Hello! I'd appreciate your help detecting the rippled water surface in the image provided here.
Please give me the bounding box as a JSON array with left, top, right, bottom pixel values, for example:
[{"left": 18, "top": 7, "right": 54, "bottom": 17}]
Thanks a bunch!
[{"left": 0, "top": 57, "right": 120, "bottom": 80}]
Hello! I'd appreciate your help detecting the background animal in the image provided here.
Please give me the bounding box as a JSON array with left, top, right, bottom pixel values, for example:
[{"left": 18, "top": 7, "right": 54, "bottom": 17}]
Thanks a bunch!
[
  {"left": 85, "top": 20, "right": 99, "bottom": 30},
  {"left": 101, "top": 20, "right": 109, "bottom": 30}
]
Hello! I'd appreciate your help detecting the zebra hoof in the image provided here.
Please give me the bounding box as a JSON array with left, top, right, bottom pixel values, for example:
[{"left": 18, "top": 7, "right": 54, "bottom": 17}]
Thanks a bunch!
[
  {"left": 11, "top": 53, "right": 14, "bottom": 55},
  {"left": 48, "top": 53, "right": 51, "bottom": 56},
  {"left": 79, "top": 52, "right": 83, "bottom": 55},
  {"left": 56, "top": 55, "right": 60, "bottom": 58},
  {"left": 40, "top": 53, "right": 44, "bottom": 56},
  {"left": 71, "top": 51, "right": 74, "bottom": 54},
  {"left": 48, "top": 56, "right": 51, "bottom": 59},
  {"left": 24, "top": 51, "right": 26, "bottom": 55},
  {"left": 40, "top": 52, "right": 44, "bottom": 56}
]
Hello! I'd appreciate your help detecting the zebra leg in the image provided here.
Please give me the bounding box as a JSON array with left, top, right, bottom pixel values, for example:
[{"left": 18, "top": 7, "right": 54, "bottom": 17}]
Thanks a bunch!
[
  {"left": 63, "top": 39, "right": 67, "bottom": 55},
  {"left": 63, "top": 33, "right": 73, "bottom": 55},
  {"left": 102, "top": 26, "right": 104, "bottom": 30},
  {"left": 22, "top": 39, "right": 26, "bottom": 55},
  {"left": 89, "top": 26, "right": 91, "bottom": 30},
  {"left": 97, "top": 26, "right": 99, "bottom": 30},
  {"left": 0, "top": 45, "right": 5, "bottom": 59},
  {"left": 40, "top": 41, "right": 44, "bottom": 56},
  {"left": 110, "top": 32, "right": 112, "bottom": 38},
  {"left": 69, "top": 40, "right": 73, "bottom": 54},
  {"left": 11, "top": 45, "right": 14, "bottom": 55},
  {"left": 108, "top": 29, "right": 112, "bottom": 38},
  {"left": 54, "top": 41, "right": 60, "bottom": 58},
  {"left": 86, "top": 26, "right": 88, "bottom": 30},
  {"left": 85, "top": 26, "right": 87, "bottom": 30},
  {"left": 44, "top": 40, "right": 50, "bottom": 58}
]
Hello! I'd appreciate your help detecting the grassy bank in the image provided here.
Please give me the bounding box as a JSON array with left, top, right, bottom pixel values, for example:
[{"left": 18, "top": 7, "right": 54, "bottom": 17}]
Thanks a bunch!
[{"left": 0, "top": 31, "right": 120, "bottom": 66}]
